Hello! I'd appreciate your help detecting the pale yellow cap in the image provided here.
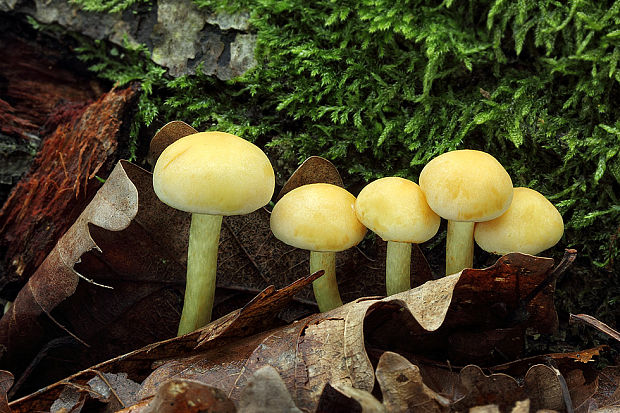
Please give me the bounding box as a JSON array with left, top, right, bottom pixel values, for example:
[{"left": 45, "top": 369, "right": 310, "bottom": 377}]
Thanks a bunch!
[
  {"left": 153, "top": 131, "right": 275, "bottom": 215},
  {"left": 419, "top": 150, "right": 513, "bottom": 222},
  {"left": 270, "top": 183, "right": 367, "bottom": 252},
  {"left": 355, "top": 177, "right": 440, "bottom": 243},
  {"left": 474, "top": 187, "right": 564, "bottom": 255}
]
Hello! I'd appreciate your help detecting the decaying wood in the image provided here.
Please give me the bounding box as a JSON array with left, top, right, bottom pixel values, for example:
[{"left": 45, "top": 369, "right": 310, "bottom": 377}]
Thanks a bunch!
[{"left": 0, "top": 84, "right": 138, "bottom": 290}]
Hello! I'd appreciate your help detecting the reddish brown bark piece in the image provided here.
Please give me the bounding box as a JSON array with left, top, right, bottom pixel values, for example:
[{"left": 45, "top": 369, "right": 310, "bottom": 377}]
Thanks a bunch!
[{"left": 0, "top": 85, "right": 138, "bottom": 287}]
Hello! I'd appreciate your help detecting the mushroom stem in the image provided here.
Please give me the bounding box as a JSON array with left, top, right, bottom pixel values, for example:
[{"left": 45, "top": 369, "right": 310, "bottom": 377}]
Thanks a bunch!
[
  {"left": 310, "top": 251, "right": 343, "bottom": 312},
  {"left": 177, "top": 213, "right": 223, "bottom": 336},
  {"left": 386, "top": 241, "right": 412, "bottom": 295},
  {"left": 446, "top": 220, "right": 475, "bottom": 275}
]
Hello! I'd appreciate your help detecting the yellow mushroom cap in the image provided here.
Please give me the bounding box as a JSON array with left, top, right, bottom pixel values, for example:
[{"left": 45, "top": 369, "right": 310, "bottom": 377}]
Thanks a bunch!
[
  {"left": 153, "top": 131, "right": 275, "bottom": 215},
  {"left": 474, "top": 187, "right": 564, "bottom": 255},
  {"left": 419, "top": 149, "right": 513, "bottom": 222},
  {"left": 270, "top": 183, "right": 367, "bottom": 252},
  {"left": 355, "top": 177, "right": 440, "bottom": 243}
]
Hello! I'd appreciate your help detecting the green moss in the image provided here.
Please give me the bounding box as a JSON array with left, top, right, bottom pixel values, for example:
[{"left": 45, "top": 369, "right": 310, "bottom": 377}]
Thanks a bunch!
[{"left": 69, "top": 0, "right": 618, "bottom": 328}]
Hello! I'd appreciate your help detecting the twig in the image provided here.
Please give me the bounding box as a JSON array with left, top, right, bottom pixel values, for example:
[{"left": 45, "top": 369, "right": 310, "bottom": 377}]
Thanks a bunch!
[
  {"left": 43, "top": 310, "right": 90, "bottom": 349},
  {"left": 569, "top": 313, "right": 620, "bottom": 343},
  {"left": 73, "top": 269, "right": 114, "bottom": 289},
  {"left": 86, "top": 369, "right": 125, "bottom": 408}
]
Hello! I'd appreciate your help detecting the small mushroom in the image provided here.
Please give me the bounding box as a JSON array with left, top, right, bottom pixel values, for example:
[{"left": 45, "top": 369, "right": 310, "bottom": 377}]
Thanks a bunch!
[
  {"left": 474, "top": 187, "right": 564, "bottom": 255},
  {"left": 270, "top": 183, "right": 367, "bottom": 312},
  {"left": 355, "top": 177, "right": 440, "bottom": 295},
  {"left": 153, "top": 131, "right": 275, "bottom": 335},
  {"left": 419, "top": 150, "right": 513, "bottom": 275}
]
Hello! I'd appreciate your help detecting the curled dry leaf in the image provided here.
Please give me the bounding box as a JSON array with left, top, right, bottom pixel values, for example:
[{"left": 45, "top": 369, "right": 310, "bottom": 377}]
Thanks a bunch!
[
  {"left": 12, "top": 251, "right": 563, "bottom": 412},
  {"left": 316, "top": 383, "right": 385, "bottom": 413},
  {"left": 275, "top": 155, "right": 344, "bottom": 201},
  {"left": 8, "top": 272, "right": 321, "bottom": 412},
  {"left": 238, "top": 366, "right": 302, "bottom": 413},
  {"left": 108, "top": 253, "right": 556, "bottom": 412},
  {"left": 375, "top": 351, "right": 449, "bottom": 413},
  {"left": 147, "top": 121, "right": 198, "bottom": 166},
  {"left": 0, "top": 371, "right": 13, "bottom": 413},
  {"left": 141, "top": 379, "right": 236, "bottom": 413},
  {"left": 569, "top": 314, "right": 620, "bottom": 343},
  {"left": 453, "top": 364, "right": 566, "bottom": 412}
]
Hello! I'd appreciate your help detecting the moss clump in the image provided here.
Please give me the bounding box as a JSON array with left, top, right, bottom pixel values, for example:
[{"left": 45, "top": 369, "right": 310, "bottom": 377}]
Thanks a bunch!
[{"left": 68, "top": 0, "right": 618, "bottom": 335}]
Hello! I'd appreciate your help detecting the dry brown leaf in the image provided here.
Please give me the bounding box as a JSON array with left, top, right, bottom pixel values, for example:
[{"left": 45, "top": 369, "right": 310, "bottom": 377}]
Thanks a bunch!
[
  {"left": 316, "top": 383, "right": 385, "bottom": 413},
  {"left": 275, "top": 156, "right": 344, "bottom": 200},
  {"left": 454, "top": 363, "right": 567, "bottom": 412},
  {"left": 238, "top": 366, "right": 302, "bottom": 413},
  {"left": 8, "top": 273, "right": 320, "bottom": 412},
  {"left": 0, "top": 371, "right": 13, "bottom": 413},
  {"left": 375, "top": 351, "right": 449, "bottom": 412},
  {"left": 109, "top": 254, "right": 557, "bottom": 412},
  {"left": 524, "top": 364, "right": 565, "bottom": 412},
  {"left": 147, "top": 121, "right": 198, "bottom": 166},
  {"left": 453, "top": 365, "right": 526, "bottom": 411},
  {"left": 549, "top": 346, "right": 608, "bottom": 364},
  {"left": 141, "top": 379, "right": 236, "bottom": 413}
]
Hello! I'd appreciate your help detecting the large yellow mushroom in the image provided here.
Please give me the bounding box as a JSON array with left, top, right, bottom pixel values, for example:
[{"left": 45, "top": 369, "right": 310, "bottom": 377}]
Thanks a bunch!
[
  {"left": 153, "top": 131, "right": 275, "bottom": 335},
  {"left": 474, "top": 187, "right": 564, "bottom": 256},
  {"left": 355, "top": 177, "right": 440, "bottom": 295},
  {"left": 419, "top": 150, "right": 513, "bottom": 275},
  {"left": 270, "top": 183, "right": 367, "bottom": 312}
]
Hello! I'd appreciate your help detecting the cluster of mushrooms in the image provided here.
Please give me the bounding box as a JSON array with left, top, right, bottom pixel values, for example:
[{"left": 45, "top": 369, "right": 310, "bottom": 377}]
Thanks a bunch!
[{"left": 152, "top": 131, "right": 564, "bottom": 336}]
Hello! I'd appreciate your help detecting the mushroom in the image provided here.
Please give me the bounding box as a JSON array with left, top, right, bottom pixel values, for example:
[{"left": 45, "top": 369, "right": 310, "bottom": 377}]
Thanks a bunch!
[
  {"left": 474, "top": 187, "right": 564, "bottom": 255},
  {"left": 270, "top": 183, "right": 367, "bottom": 312},
  {"left": 355, "top": 177, "right": 440, "bottom": 295},
  {"left": 419, "top": 150, "right": 513, "bottom": 275},
  {"left": 153, "top": 131, "right": 275, "bottom": 335}
]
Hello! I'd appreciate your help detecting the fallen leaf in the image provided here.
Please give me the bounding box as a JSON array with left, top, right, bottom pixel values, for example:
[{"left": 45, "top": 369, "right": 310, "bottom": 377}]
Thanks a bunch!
[
  {"left": 453, "top": 365, "right": 526, "bottom": 411},
  {"left": 96, "top": 253, "right": 559, "bottom": 412},
  {"left": 141, "top": 379, "right": 236, "bottom": 413},
  {"left": 589, "top": 366, "right": 620, "bottom": 411},
  {"left": 375, "top": 351, "right": 449, "bottom": 412},
  {"left": 49, "top": 386, "right": 85, "bottom": 413},
  {"left": 238, "top": 366, "right": 302, "bottom": 413},
  {"left": 147, "top": 121, "right": 198, "bottom": 166},
  {"left": 8, "top": 273, "right": 320, "bottom": 412},
  {"left": 275, "top": 156, "right": 344, "bottom": 201},
  {"left": 86, "top": 372, "right": 141, "bottom": 410},
  {"left": 0, "top": 371, "right": 13, "bottom": 413},
  {"left": 550, "top": 347, "right": 607, "bottom": 364},
  {"left": 523, "top": 364, "right": 566, "bottom": 411},
  {"left": 316, "top": 383, "right": 385, "bottom": 413}
]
